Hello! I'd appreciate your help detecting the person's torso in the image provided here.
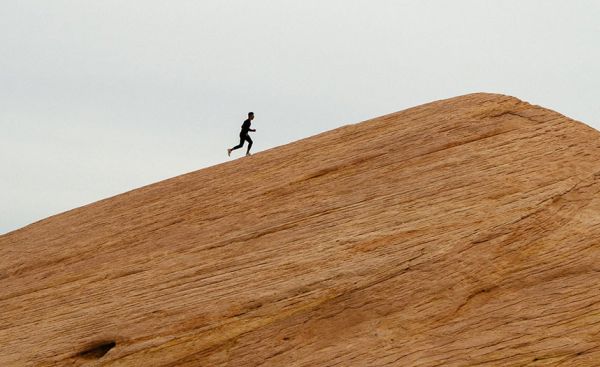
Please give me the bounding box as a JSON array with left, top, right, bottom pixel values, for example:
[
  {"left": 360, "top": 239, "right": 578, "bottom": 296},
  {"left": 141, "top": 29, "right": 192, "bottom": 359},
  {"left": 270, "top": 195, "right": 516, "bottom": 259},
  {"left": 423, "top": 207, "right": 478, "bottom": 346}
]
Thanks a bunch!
[{"left": 240, "top": 119, "right": 251, "bottom": 134}]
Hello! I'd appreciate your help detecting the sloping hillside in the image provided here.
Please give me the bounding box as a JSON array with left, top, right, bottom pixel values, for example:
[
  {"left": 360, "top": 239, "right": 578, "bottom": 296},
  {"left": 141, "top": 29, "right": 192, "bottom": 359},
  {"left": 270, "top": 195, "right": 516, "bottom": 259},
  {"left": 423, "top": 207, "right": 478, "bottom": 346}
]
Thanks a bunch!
[{"left": 2, "top": 93, "right": 600, "bottom": 366}]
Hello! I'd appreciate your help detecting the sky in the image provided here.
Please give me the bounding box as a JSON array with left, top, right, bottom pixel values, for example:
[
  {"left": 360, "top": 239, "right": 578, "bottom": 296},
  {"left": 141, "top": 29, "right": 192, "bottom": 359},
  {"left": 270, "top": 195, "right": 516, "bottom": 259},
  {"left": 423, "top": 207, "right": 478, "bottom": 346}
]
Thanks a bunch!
[{"left": 2, "top": 1, "right": 600, "bottom": 234}]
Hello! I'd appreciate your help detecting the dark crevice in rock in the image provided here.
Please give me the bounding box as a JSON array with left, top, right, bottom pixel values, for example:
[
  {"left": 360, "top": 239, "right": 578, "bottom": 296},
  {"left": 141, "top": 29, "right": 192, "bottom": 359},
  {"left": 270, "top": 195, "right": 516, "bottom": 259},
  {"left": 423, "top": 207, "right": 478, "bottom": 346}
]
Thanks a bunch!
[{"left": 77, "top": 340, "right": 116, "bottom": 360}]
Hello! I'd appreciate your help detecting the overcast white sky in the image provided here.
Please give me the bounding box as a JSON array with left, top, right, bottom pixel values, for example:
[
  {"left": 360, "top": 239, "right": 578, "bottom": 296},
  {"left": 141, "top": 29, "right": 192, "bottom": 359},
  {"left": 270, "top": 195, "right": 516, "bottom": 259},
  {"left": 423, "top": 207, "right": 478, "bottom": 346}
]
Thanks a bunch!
[{"left": 2, "top": 1, "right": 599, "bottom": 234}]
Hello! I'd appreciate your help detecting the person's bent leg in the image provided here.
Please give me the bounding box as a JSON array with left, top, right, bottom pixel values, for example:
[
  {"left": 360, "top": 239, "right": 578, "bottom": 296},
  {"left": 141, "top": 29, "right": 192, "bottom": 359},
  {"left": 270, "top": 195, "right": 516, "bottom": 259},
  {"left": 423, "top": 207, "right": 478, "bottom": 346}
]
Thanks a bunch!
[{"left": 231, "top": 135, "right": 245, "bottom": 151}]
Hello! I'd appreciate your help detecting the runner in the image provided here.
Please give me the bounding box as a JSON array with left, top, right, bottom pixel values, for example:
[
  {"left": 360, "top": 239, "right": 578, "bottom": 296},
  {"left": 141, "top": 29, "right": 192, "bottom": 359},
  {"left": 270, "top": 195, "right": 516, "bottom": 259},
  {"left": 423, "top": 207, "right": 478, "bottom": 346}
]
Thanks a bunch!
[{"left": 228, "top": 112, "right": 256, "bottom": 157}]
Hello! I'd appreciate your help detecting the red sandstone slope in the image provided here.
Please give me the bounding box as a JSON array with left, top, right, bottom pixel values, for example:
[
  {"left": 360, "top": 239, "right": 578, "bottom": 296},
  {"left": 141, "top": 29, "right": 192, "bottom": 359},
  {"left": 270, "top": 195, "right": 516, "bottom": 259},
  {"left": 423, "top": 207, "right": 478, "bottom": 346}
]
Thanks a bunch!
[{"left": 2, "top": 93, "right": 600, "bottom": 366}]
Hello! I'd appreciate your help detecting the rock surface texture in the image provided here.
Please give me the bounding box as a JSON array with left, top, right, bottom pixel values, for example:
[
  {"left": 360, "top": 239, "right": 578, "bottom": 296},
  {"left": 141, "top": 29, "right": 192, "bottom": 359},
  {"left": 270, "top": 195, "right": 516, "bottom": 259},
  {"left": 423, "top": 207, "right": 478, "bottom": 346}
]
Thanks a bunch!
[{"left": 3, "top": 93, "right": 600, "bottom": 366}]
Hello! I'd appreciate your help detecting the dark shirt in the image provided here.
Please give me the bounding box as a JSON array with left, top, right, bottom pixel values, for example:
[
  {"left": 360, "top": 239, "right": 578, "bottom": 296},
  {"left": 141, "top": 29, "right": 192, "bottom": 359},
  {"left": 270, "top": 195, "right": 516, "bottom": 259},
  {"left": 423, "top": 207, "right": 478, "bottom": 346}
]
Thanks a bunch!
[{"left": 240, "top": 119, "right": 252, "bottom": 136}]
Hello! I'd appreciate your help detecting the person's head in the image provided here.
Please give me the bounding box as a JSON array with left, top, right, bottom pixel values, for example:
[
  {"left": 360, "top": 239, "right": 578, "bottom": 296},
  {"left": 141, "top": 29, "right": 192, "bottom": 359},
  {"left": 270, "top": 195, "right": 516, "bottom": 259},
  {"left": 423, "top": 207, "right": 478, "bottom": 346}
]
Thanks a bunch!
[{"left": 248, "top": 112, "right": 254, "bottom": 120}]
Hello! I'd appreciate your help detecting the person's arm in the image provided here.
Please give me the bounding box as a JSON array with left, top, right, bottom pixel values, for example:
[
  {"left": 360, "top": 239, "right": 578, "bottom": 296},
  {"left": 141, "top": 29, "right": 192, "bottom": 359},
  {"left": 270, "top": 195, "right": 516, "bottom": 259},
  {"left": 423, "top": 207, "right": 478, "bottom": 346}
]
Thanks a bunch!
[{"left": 250, "top": 128, "right": 256, "bottom": 132}]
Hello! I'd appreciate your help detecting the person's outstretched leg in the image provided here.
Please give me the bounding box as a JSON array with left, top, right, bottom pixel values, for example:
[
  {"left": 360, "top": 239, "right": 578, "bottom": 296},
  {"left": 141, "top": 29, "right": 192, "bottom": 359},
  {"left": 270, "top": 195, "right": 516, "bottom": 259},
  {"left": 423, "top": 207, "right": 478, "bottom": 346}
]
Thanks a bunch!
[
  {"left": 228, "top": 135, "right": 245, "bottom": 156},
  {"left": 245, "top": 136, "right": 253, "bottom": 156}
]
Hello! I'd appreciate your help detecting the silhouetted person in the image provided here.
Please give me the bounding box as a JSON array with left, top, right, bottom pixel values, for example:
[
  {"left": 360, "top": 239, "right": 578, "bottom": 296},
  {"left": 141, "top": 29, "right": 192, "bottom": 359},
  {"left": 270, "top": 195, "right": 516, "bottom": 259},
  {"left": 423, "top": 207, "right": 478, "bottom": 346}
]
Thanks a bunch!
[{"left": 228, "top": 112, "right": 256, "bottom": 157}]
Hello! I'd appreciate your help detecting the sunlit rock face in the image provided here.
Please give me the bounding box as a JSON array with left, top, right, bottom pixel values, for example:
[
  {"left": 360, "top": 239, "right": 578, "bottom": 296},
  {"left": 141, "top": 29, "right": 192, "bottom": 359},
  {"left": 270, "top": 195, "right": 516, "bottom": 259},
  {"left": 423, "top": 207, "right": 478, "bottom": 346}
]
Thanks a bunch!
[{"left": 3, "top": 93, "right": 600, "bottom": 366}]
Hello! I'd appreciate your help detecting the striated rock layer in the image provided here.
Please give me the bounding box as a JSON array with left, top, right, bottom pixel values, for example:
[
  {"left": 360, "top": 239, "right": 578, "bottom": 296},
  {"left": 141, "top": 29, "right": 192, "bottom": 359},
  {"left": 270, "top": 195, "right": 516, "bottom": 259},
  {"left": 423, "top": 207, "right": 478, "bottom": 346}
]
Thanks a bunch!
[{"left": 2, "top": 93, "right": 600, "bottom": 366}]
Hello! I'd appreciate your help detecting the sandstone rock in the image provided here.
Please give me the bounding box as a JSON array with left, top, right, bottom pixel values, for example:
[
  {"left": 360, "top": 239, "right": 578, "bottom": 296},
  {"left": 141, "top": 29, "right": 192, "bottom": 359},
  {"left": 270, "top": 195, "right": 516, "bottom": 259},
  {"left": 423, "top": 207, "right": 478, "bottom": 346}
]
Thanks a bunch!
[{"left": 2, "top": 93, "right": 600, "bottom": 366}]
